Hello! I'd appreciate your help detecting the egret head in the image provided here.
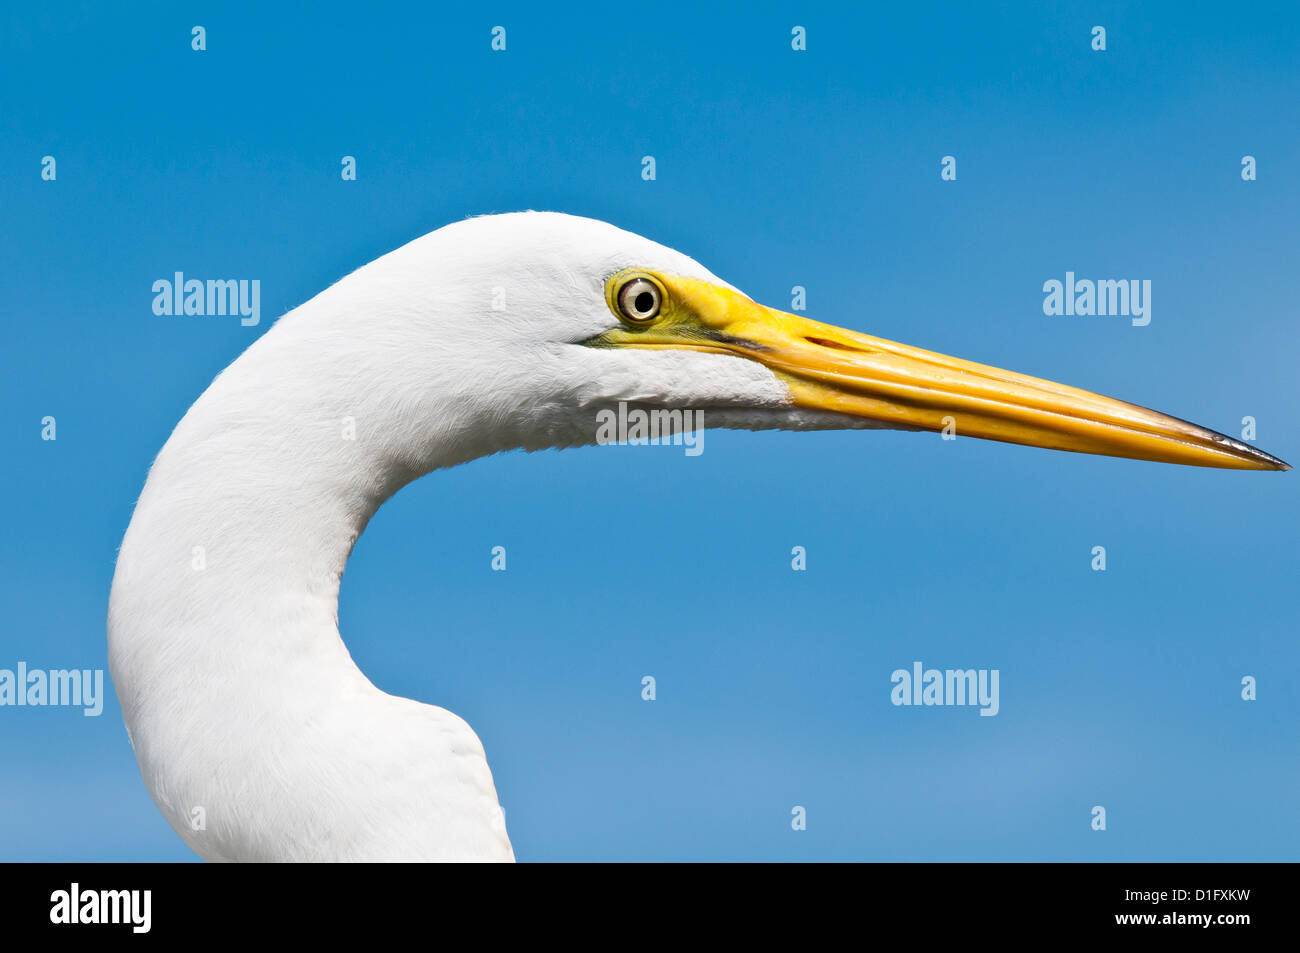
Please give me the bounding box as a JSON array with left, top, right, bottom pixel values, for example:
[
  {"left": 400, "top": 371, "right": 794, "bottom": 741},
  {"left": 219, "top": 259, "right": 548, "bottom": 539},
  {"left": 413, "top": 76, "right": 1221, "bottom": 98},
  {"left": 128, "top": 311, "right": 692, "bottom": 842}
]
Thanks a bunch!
[
  {"left": 111, "top": 209, "right": 1288, "bottom": 863},
  {"left": 322, "top": 211, "right": 1287, "bottom": 471}
]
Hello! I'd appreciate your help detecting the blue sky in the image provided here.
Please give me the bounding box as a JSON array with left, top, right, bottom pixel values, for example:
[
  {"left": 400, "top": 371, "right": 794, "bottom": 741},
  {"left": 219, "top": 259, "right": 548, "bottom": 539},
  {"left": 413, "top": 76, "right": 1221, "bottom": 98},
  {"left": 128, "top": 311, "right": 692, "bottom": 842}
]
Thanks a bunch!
[{"left": 1, "top": 1, "right": 1297, "bottom": 860}]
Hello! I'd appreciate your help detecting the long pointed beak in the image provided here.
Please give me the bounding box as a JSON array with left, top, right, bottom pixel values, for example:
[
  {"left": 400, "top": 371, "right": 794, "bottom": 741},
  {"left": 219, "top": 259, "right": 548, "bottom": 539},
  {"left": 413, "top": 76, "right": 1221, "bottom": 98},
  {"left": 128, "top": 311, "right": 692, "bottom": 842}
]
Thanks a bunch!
[{"left": 603, "top": 274, "right": 1289, "bottom": 470}]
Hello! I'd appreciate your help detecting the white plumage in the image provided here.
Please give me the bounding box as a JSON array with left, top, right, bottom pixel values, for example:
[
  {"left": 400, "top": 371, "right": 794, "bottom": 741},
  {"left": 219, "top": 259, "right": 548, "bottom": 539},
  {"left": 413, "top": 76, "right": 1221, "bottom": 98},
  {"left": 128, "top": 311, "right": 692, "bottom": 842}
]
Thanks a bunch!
[
  {"left": 108, "top": 211, "right": 1285, "bottom": 862},
  {"left": 107, "top": 213, "right": 826, "bottom": 861}
]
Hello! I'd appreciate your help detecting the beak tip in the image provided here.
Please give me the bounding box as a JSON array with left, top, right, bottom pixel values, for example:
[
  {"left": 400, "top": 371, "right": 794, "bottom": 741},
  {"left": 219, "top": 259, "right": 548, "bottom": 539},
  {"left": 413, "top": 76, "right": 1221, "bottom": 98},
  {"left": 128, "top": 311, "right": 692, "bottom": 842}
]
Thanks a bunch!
[
  {"left": 1205, "top": 430, "right": 1289, "bottom": 471},
  {"left": 1250, "top": 450, "right": 1289, "bottom": 471}
]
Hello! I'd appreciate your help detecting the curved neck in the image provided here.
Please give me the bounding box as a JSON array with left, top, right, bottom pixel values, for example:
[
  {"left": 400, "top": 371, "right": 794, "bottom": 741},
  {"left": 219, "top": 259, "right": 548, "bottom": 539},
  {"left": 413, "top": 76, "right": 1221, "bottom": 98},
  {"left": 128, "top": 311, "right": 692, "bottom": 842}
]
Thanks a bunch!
[
  {"left": 108, "top": 313, "right": 515, "bottom": 861},
  {"left": 112, "top": 348, "right": 406, "bottom": 709}
]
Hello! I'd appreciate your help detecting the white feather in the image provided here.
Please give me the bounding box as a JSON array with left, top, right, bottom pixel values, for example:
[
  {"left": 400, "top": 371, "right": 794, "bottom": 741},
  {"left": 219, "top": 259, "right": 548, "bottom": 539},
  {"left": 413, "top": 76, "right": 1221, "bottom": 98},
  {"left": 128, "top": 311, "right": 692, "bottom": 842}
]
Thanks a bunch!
[{"left": 108, "top": 212, "right": 839, "bottom": 861}]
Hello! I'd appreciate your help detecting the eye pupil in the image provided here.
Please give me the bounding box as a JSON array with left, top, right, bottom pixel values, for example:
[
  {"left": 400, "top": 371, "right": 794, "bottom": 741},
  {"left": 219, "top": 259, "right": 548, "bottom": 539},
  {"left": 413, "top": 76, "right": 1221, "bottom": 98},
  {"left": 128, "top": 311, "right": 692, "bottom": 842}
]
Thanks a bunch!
[{"left": 634, "top": 292, "right": 654, "bottom": 313}]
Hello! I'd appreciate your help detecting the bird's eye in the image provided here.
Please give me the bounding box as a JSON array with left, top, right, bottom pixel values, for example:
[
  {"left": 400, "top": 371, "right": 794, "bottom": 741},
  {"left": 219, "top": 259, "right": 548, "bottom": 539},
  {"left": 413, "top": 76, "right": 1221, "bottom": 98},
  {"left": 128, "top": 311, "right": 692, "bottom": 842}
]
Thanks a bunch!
[{"left": 617, "top": 277, "right": 662, "bottom": 323}]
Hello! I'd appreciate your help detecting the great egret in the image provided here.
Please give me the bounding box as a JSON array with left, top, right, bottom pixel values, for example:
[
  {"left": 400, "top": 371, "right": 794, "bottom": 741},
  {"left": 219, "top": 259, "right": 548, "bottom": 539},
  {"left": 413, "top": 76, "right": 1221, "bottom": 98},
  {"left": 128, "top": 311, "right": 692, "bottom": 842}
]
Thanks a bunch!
[{"left": 107, "top": 212, "right": 1287, "bottom": 861}]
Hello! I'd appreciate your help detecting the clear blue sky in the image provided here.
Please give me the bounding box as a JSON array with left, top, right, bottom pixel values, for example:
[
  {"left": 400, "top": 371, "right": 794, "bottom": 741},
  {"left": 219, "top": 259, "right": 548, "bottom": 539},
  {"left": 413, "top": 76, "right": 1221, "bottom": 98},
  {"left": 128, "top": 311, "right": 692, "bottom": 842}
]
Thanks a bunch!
[{"left": 1, "top": 2, "right": 1296, "bottom": 860}]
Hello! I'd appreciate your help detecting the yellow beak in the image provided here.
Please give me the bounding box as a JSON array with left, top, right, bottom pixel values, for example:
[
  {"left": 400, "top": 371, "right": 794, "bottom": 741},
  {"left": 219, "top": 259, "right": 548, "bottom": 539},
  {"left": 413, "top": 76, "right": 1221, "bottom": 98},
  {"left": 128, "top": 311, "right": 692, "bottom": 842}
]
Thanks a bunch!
[{"left": 598, "top": 274, "right": 1289, "bottom": 471}]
